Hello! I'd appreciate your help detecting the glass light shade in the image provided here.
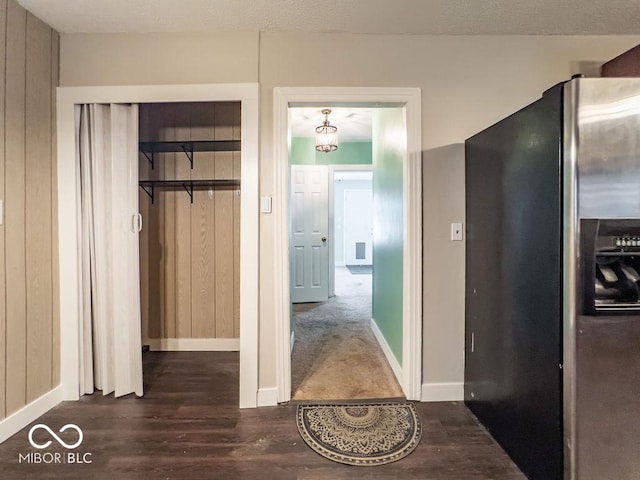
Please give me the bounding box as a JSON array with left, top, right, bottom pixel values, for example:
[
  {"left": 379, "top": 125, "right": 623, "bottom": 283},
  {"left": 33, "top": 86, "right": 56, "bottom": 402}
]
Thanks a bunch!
[
  {"left": 315, "top": 126, "right": 338, "bottom": 152},
  {"left": 315, "top": 109, "right": 338, "bottom": 153}
]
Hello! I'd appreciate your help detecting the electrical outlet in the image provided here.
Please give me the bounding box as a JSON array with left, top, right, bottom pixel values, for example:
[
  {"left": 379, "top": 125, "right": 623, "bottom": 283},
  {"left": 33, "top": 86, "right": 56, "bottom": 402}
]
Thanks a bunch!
[{"left": 451, "top": 222, "right": 463, "bottom": 241}]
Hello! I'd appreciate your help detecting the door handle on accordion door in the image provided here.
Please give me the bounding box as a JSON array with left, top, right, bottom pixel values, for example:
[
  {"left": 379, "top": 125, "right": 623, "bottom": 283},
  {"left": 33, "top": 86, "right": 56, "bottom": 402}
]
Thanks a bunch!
[{"left": 132, "top": 213, "right": 143, "bottom": 233}]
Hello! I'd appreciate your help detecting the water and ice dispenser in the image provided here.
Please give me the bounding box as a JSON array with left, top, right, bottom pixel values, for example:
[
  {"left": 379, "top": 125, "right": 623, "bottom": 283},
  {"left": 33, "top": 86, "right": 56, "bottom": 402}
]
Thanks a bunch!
[{"left": 582, "top": 219, "right": 640, "bottom": 315}]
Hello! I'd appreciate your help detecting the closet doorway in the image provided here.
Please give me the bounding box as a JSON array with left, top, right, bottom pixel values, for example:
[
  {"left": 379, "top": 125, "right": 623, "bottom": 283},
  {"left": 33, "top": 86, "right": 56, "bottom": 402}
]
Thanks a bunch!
[
  {"left": 57, "top": 84, "right": 259, "bottom": 408},
  {"left": 138, "top": 102, "right": 241, "bottom": 351}
]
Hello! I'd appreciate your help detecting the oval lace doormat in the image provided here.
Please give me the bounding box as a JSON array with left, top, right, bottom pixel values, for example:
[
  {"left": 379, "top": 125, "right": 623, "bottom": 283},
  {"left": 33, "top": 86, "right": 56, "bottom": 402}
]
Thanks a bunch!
[{"left": 296, "top": 403, "right": 422, "bottom": 466}]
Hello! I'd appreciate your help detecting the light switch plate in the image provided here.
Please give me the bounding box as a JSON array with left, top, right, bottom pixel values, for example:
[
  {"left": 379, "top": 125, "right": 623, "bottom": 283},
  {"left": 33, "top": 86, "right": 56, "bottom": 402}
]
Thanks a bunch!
[
  {"left": 451, "top": 222, "right": 463, "bottom": 241},
  {"left": 260, "top": 196, "right": 272, "bottom": 214}
]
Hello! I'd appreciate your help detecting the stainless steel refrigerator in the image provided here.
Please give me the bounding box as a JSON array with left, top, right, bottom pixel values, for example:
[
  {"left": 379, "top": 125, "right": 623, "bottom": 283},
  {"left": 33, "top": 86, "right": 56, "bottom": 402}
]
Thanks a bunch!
[{"left": 465, "top": 77, "right": 640, "bottom": 480}]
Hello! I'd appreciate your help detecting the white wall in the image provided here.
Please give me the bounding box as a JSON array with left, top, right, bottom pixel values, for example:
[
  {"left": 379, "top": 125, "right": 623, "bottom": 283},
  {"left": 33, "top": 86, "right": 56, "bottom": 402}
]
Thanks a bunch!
[
  {"left": 422, "top": 144, "right": 466, "bottom": 396},
  {"left": 334, "top": 178, "right": 372, "bottom": 265},
  {"left": 59, "top": 31, "right": 640, "bottom": 398},
  {"left": 60, "top": 32, "right": 259, "bottom": 86}
]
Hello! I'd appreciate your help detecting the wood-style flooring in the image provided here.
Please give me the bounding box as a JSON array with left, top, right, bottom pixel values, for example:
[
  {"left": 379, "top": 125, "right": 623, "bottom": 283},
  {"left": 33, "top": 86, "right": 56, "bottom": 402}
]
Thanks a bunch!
[{"left": 0, "top": 352, "right": 525, "bottom": 479}]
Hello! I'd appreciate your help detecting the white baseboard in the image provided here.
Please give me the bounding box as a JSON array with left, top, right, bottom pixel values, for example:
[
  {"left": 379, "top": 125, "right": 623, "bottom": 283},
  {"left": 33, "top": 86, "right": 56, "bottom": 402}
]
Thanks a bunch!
[
  {"left": 290, "top": 331, "right": 295, "bottom": 353},
  {"left": 421, "top": 382, "right": 464, "bottom": 402},
  {"left": 0, "top": 385, "right": 63, "bottom": 444},
  {"left": 147, "top": 338, "right": 240, "bottom": 351},
  {"left": 257, "top": 387, "right": 278, "bottom": 407},
  {"left": 370, "top": 318, "right": 403, "bottom": 387}
]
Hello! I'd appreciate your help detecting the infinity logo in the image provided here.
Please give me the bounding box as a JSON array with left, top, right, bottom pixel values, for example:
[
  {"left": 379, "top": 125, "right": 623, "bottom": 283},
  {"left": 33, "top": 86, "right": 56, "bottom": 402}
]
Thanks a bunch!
[{"left": 28, "top": 424, "right": 83, "bottom": 450}]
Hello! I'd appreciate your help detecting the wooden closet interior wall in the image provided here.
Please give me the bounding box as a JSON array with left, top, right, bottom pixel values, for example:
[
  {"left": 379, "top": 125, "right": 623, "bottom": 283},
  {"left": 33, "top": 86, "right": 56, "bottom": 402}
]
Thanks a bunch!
[{"left": 138, "top": 102, "right": 241, "bottom": 343}]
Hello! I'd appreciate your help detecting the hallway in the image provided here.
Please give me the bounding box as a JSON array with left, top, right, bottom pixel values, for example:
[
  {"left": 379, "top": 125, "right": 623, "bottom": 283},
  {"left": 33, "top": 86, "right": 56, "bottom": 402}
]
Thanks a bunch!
[{"left": 290, "top": 266, "right": 404, "bottom": 400}]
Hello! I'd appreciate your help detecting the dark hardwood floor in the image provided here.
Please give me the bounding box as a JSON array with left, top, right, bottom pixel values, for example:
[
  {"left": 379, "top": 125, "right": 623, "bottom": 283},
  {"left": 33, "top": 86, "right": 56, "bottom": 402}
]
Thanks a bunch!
[{"left": 0, "top": 352, "right": 525, "bottom": 479}]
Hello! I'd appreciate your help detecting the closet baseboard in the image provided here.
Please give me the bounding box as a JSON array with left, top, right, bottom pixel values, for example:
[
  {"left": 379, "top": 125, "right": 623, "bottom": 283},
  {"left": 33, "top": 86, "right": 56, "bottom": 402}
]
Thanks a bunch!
[
  {"left": 147, "top": 338, "right": 240, "bottom": 352},
  {"left": 0, "top": 386, "right": 63, "bottom": 444}
]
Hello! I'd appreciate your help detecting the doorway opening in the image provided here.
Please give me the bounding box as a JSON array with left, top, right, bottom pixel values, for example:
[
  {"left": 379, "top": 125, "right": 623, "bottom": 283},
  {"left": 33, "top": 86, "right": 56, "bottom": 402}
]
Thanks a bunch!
[
  {"left": 332, "top": 169, "right": 374, "bottom": 296},
  {"left": 274, "top": 87, "right": 422, "bottom": 405},
  {"left": 137, "top": 101, "right": 241, "bottom": 396},
  {"left": 287, "top": 106, "right": 406, "bottom": 401}
]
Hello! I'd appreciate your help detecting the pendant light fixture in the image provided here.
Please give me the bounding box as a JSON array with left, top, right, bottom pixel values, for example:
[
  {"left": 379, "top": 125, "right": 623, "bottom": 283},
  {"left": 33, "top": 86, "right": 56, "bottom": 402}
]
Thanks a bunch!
[{"left": 315, "top": 109, "right": 338, "bottom": 153}]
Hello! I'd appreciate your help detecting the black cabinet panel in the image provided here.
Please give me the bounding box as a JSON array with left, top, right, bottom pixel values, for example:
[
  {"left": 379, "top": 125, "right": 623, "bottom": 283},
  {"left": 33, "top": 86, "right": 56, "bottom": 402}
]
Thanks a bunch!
[{"left": 465, "top": 84, "right": 564, "bottom": 480}]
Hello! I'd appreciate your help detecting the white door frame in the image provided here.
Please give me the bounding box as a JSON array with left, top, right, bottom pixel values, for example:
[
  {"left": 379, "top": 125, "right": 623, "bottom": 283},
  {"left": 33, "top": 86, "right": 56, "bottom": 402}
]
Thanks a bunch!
[
  {"left": 329, "top": 164, "right": 373, "bottom": 297},
  {"left": 57, "top": 83, "right": 260, "bottom": 408},
  {"left": 273, "top": 87, "right": 423, "bottom": 402}
]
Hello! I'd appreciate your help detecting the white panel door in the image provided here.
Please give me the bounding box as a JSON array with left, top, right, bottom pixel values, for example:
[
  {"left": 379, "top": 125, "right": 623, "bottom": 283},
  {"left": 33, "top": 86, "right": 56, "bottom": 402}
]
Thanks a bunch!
[
  {"left": 344, "top": 189, "right": 373, "bottom": 265},
  {"left": 290, "top": 165, "right": 329, "bottom": 303}
]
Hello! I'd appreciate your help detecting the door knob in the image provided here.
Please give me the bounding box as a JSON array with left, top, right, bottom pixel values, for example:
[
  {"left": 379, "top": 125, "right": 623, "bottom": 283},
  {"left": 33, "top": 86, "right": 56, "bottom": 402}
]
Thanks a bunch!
[{"left": 321, "top": 236, "right": 327, "bottom": 242}]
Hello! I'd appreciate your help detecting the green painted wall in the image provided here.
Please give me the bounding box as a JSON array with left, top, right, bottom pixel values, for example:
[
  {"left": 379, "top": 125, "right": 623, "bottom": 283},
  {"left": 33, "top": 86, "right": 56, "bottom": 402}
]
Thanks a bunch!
[
  {"left": 290, "top": 137, "right": 372, "bottom": 165},
  {"left": 372, "top": 108, "right": 405, "bottom": 365}
]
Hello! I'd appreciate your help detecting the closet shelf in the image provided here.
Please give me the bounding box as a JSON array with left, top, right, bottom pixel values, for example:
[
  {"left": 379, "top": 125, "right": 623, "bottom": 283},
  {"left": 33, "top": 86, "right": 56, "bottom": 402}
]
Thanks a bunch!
[
  {"left": 139, "top": 179, "right": 240, "bottom": 204},
  {"left": 139, "top": 140, "right": 241, "bottom": 169}
]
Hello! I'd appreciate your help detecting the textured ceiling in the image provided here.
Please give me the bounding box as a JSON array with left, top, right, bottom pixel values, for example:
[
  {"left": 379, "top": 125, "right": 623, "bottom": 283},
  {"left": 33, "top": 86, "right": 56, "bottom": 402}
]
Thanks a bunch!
[{"left": 16, "top": 0, "right": 640, "bottom": 35}]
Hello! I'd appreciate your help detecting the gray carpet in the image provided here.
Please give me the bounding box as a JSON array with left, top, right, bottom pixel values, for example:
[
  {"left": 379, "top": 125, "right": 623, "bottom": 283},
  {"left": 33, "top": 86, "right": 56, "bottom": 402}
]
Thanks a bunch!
[{"left": 291, "top": 267, "right": 404, "bottom": 401}]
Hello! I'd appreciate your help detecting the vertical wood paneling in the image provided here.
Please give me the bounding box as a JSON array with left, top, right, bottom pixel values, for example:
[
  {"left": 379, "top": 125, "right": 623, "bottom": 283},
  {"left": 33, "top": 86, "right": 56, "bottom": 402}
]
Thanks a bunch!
[
  {"left": 233, "top": 105, "right": 241, "bottom": 338},
  {"left": 214, "top": 103, "right": 235, "bottom": 338},
  {"left": 191, "top": 103, "right": 216, "bottom": 338},
  {"left": 174, "top": 103, "right": 192, "bottom": 337},
  {"left": 144, "top": 107, "right": 163, "bottom": 339},
  {"left": 4, "top": 0, "right": 27, "bottom": 415},
  {"left": 25, "top": 12, "right": 53, "bottom": 402},
  {"left": 0, "top": 0, "right": 7, "bottom": 419},
  {"left": 50, "top": 29, "right": 60, "bottom": 388},
  {"left": 139, "top": 101, "right": 240, "bottom": 341},
  {"left": 0, "top": 1, "right": 58, "bottom": 418},
  {"left": 162, "top": 106, "right": 177, "bottom": 338},
  {"left": 138, "top": 106, "right": 151, "bottom": 341}
]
